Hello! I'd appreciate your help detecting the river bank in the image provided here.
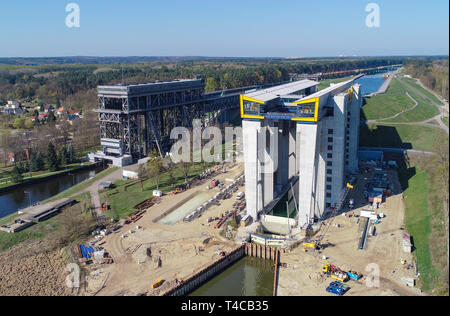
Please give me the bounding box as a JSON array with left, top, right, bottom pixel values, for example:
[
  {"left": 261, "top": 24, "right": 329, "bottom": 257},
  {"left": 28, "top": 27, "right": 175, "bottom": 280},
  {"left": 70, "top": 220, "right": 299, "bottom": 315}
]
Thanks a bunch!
[{"left": 0, "top": 162, "right": 100, "bottom": 193}]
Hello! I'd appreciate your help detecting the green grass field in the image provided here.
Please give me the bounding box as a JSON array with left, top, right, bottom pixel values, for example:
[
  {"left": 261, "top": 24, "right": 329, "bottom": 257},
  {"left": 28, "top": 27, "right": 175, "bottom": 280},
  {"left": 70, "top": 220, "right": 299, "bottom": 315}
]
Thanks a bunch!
[
  {"left": 398, "top": 165, "right": 440, "bottom": 291},
  {"left": 0, "top": 214, "right": 59, "bottom": 252},
  {"left": 0, "top": 190, "right": 92, "bottom": 253},
  {"left": 362, "top": 79, "right": 416, "bottom": 120},
  {"left": 382, "top": 79, "right": 439, "bottom": 123},
  {"left": 442, "top": 117, "right": 449, "bottom": 128},
  {"left": 360, "top": 123, "right": 446, "bottom": 152},
  {"left": 402, "top": 77, "right": 444, "bottom": 105},
  {"left": 42, "top": 166, "right": 118, "bottom": 203},
  {"left": 102, "top": 162, "right": 216, "bottom": 219}
]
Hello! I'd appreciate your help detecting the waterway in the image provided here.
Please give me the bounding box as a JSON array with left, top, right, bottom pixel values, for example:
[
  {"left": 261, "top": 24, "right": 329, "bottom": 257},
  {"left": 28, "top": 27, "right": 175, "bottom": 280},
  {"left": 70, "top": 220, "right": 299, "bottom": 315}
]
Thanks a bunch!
[
  {"left": 190, "top": 256, "right": 274, "bottom": 296},
  {"left": 355, "top": 71, "right": 394, "bottom": 96},
  {"left": 0, "top": 164, "right": 105, "bottom": 218}
]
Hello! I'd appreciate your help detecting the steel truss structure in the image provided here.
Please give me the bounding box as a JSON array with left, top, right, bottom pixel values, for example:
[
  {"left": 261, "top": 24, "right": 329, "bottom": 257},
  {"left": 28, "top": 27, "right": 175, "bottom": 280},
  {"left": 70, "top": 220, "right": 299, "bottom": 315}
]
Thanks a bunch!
[{"left": 96, "top": 78, "right": 241, "bottom": 160}]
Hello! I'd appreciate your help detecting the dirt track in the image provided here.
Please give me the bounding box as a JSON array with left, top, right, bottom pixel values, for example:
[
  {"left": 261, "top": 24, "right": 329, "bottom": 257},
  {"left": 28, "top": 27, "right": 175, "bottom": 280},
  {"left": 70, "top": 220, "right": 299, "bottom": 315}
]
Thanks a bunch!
[
  {"left": 277, "top": 168, "right": 423, "bottom": 296},
  {"left": 85, "top": 163, "right": 245, "bottom": 296}
]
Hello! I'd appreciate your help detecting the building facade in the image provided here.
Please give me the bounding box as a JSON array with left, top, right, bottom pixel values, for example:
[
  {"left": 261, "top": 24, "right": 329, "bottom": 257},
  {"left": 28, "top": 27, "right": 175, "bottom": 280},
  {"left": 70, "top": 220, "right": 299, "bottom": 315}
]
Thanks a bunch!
[{"left": 241, "top": 77, "right": 362, "bottom": 227}]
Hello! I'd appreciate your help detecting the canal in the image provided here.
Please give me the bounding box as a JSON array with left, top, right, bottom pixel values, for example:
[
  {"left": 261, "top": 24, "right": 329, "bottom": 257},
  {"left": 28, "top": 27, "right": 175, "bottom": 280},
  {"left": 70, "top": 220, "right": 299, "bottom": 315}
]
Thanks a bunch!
[
  {"left": 355, "top": 71, "right": 395, "bottom": 95},
  {"left": 0, "top": 164, "right": 105, "bottom": 218},
  {"left": 190, "top": 256, "right": 274, "bottom": 296}
]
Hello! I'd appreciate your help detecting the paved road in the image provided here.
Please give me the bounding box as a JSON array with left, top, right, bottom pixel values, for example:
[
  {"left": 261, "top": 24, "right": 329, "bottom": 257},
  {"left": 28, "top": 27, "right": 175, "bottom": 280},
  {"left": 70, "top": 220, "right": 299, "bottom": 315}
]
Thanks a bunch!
[{"left": 398, "top": 77, "right": 449, "bottom": 134}]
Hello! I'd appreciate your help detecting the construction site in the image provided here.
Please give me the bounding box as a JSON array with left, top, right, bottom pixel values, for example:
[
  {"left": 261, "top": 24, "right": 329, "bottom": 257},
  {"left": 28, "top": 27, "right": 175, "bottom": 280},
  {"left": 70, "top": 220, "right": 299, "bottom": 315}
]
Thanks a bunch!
[{"left": 60, "top": 77, "right": 424, "bottom": 296}]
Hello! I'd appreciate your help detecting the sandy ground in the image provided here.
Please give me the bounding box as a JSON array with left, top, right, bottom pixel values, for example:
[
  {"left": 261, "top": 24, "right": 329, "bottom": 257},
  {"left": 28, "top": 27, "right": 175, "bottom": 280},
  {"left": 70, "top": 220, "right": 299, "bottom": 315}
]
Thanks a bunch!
[
  {"left": 0, "top": 241, "right": 74, "bottom": 296},
  {"left": 277, "top": 168, "right": 423, "bottom": 296},
  {"left": 85, "top": 162, "right": 246, "bottom": 296},
  {"left": 83, "top": 161, "right": 423, "bottom": 296}
]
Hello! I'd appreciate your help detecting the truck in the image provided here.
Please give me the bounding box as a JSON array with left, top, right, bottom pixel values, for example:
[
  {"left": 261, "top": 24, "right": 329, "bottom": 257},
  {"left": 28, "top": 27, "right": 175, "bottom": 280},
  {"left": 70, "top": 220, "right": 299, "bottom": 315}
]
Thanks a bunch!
[
  {"left": 209, "top": 179, "right": 220, "bottom": 189},
  {"left": 347, "top": 270, "right": 362, "bottom": 281},
  {"left": 323, "top": 264, "right": 349, "bottom": 282},
  {"left": 326, "top": 281, "right": 349, "bottom": 296}
]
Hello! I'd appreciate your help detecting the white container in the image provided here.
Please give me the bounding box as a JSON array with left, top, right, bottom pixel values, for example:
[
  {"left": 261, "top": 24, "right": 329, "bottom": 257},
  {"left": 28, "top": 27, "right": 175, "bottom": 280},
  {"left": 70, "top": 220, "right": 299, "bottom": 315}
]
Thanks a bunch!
[{"left": 153, "top": 190, "right": 162, "bottom": 197}]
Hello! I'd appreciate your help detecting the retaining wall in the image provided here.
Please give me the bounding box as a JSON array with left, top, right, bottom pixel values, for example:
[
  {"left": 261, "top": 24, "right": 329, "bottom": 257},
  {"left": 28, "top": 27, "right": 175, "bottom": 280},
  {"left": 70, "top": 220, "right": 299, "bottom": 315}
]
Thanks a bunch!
[{"left": 161, "top": 243, "right": 283, "bottom": 296}]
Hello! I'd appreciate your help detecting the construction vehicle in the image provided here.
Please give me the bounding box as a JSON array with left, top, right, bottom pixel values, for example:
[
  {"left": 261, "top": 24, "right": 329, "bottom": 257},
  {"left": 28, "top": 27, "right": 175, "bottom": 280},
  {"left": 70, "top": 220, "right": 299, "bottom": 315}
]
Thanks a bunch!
[
  {"left": 347, "top": 270, "right": 362, "bottom": 281},
  {"left": 151, "top": 278, "right": 164, "bottom": 289},
  {"left": 323, "top": 264, "right": 349, "bottom": 282},
  {"left": 302, "top": 241, "right": 320, "bottom": 250},
  {"left": 326, "top": 281, "right": 349, "bottom": 296}
]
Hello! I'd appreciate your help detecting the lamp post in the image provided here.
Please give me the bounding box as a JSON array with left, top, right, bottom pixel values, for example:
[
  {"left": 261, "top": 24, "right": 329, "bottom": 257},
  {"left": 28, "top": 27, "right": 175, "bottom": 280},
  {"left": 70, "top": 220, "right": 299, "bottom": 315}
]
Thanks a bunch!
[{"left": 24, "top": 190, "right": 32, "bottom": 208}]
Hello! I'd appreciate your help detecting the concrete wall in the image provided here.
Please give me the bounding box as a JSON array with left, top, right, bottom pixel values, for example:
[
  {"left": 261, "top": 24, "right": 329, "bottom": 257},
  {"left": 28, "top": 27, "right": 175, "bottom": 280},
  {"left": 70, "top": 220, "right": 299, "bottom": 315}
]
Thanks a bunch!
[
  {"left": 243, "top": 120, "right": 262, "bottom": 219},
  {"left": 330, "top": 93, "right": 347, "bottom": 206},
  {"left": 347, "top": 84, "right": 361, "bottom": 173},
  {"left": 296, "top": 123, "right": 318, "bottom": 226}
]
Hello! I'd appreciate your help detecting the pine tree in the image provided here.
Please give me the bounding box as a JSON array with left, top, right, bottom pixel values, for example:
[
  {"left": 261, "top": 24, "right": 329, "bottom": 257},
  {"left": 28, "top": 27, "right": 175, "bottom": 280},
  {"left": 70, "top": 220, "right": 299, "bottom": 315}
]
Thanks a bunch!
[
  {"left": 10, "top": 166, "right": 23, "bottom": 183},
  {"left": 67, "top": 143, "right": 75, "bottom": 163},
  {"left": 46, "top": 142, "right": 59, "bottom": 171},
  {"left": 59, "top": 146, "right": 68, "bottom": 166}
]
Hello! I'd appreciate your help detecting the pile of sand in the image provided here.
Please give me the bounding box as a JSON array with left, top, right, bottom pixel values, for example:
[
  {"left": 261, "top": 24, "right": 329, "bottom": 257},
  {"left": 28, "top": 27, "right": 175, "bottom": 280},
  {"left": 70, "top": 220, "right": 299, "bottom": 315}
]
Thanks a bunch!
[{"left": 0, "top": 242, "right": 74, "bottom": 296}]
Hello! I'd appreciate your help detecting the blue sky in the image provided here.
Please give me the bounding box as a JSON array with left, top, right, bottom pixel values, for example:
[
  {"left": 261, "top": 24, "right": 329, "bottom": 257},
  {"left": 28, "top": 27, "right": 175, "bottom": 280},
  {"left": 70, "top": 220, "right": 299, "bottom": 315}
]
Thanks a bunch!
[{"left": 0, "top": 0, "right": 448, "bottom": 57}]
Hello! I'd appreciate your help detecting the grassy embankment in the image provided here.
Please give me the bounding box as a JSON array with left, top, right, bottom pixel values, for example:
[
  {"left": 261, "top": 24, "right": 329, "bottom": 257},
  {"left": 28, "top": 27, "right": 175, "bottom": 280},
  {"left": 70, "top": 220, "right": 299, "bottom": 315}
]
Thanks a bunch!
[
  {"left": 442, "top": 117, "right": 449, "bottom": 128},
  {"left": 361, "top": 74, "right": 448, "bottom": 293},
  {"left": 401, "top": 77, "right": 444, "bottom": 106},
  {"left": 397, "top": 156, "right": 448, "bottom": 294},
  {"left": 363, "top": 78, "right": 439, "bottom": 123},
  {"left": 0, "top": 167, "right": 118, "bottom": 252},
  {"left": 0, "top": 145, "right": 101, "bottom": 190},
  {"left": 360, "top": 77, "right": 445, "bottom": 152},
  {"left": 42, "top": 166, "right": 119, "bottom": 203},
  {"left": 0, "top": 191, "right": 92, "bottom": 253}
]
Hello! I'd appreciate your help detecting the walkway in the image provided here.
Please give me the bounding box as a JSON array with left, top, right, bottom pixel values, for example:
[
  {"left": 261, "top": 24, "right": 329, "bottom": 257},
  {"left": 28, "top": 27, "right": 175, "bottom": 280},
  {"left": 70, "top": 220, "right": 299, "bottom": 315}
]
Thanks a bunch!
[
  {"left": 398, "top": 77, "right": 449, "bottom": 134},
  {"left": 366, "top": 75, "right": 449, "bottom": 135}
]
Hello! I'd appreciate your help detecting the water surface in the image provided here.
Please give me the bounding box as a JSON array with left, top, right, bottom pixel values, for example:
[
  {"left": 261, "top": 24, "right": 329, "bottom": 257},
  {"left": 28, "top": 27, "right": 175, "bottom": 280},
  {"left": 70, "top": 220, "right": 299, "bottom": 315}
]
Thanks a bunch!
[{"left": 190, "top": 256, "right": 274, "bottom": 296}]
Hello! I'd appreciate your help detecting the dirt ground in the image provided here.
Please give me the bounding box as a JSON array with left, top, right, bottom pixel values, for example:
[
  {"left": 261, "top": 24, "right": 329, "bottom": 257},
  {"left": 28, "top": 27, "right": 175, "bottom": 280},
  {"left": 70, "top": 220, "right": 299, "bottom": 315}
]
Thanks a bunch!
[
  {"left": 277, "top": 167, "right": 423, "bottom": 296},
  {"left": 0, "top": 241, "right": 74, "bottom": 296},
  {"left": 85, "top": 162, "right": 246, "bottom": 296}
]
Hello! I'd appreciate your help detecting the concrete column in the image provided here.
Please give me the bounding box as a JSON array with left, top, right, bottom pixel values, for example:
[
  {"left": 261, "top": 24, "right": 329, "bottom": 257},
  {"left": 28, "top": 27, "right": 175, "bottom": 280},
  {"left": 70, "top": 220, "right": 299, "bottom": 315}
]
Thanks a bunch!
[
  {"left": 331, "top": 94, "right": 347, "bottom": 206},
  {"left": 288, "top": 122, "right": 297, "bottom": 179},
  {"left": 243, "top": 119, "right": 261, "bottom": 220},
  {"left": 296, "top": 123, "right": 318, "bottom": 227},
  {"left": 347, "top": 84, "right": 361, "bottom": 173},
  {"left": 276, "top": 121, "right": 289, "bottom": 195},
  {"left": 262, "top": 122, "right": 277, "bottom": 207}
]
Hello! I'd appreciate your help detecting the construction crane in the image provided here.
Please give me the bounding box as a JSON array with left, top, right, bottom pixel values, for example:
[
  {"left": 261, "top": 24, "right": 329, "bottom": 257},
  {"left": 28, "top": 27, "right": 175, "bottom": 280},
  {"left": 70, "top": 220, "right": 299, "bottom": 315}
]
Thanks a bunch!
[{"left": 314, "top": 183, "right": 354, "bottom": 249}]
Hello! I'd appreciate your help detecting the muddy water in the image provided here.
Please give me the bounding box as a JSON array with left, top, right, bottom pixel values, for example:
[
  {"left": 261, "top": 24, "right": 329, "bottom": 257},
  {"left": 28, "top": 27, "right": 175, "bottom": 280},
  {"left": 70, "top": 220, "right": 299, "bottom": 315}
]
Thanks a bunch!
[{"left": 190, "top": 256, "right": 274, "bottom": 296}]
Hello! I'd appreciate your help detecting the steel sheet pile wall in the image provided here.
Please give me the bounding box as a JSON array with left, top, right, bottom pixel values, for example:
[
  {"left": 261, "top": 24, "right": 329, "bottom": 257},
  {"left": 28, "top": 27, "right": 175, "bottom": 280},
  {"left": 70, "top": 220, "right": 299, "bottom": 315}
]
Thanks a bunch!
[{"left": 161, "top": 245, "right": 246, "bottom": 296}]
